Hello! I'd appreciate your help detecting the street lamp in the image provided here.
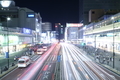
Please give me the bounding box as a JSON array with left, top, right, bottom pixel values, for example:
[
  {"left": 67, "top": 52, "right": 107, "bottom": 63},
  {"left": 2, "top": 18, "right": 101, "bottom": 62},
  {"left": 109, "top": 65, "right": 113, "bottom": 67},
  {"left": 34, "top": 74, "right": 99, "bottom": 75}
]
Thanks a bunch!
[
  {"left": 7, "top": 17, "right": 11, "bottom": 69},
  {"left": 111, "top": 16, "right": 115, "bottom": 68}
]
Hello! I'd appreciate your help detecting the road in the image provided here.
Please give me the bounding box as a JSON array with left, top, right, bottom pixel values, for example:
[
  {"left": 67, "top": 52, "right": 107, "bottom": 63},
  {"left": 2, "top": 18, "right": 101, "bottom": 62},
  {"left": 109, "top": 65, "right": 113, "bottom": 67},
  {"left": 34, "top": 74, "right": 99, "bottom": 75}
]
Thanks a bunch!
[
  {"left": 35, "top": 44, "right": 60, "bottom": 80},
  {"left": 1, "top": 43, "right": 120, "bottom": 80},
  {"left": 60, "top": 43, "right": 120, "bottom": 80},
  {"left": 1, "top": 55, "right": 41, "bottom": 80},
  {"left": 1, "top": 43, "right": 59, "bottom": 80}
]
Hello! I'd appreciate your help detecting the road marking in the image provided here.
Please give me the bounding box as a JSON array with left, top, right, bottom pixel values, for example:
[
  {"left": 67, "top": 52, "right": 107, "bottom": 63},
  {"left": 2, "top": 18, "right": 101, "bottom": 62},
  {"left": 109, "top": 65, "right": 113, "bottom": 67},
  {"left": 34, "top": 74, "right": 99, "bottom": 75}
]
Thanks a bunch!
[
  {"left": 43, "top": 75, "right": 48, "bottom": 79},
  {"left": 78, "top": 67, "right": 83, "bottom": 71},
  {"left": 85, "top": 74, "right": 89, "bottom": 79},
  {"left": 17, "top": 74, "right": 21, "bottom": 77},
  {"left": 45, "top": 71, "right": 50, "bottom": 74},
  {"left": 43, "top": 65, "right": 48, "bottom": 71},
  {"left": 74, "top": 62, "right": 76, "bottom": 64}
]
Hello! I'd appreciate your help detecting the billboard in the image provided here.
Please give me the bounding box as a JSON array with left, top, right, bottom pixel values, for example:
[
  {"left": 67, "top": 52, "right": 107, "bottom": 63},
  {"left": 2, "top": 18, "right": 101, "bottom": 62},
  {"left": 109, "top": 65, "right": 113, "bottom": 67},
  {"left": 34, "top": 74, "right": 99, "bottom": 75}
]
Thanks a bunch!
[{"left": 66, "top": 23, "right": 83, "bottom": 27}]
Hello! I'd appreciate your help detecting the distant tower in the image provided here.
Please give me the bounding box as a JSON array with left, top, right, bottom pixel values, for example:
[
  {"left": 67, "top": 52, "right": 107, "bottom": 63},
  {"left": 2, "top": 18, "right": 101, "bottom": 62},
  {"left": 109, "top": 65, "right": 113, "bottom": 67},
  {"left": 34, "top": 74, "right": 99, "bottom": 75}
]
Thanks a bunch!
[{"left": 55, "top": 23, "right": 65, "bottom": 40}]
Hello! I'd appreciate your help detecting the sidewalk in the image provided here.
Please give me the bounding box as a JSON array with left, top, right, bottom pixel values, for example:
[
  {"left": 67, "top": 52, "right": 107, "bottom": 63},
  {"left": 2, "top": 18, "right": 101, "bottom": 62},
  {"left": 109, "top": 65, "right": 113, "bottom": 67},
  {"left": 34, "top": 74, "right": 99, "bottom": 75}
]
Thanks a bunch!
[{"left": 0, "top": 48, "right": 28, "bottom": 77}]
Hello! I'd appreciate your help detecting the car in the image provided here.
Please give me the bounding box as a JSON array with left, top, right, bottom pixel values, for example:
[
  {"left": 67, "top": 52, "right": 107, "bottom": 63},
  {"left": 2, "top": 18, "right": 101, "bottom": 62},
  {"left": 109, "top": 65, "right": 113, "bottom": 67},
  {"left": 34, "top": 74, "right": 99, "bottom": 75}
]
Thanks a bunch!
[
  {"left": 18, "top": 56, "right": 31, "bottom": 68},
  {"left": 42, "top": 46, "right": 47, "bottom": 51},
  {"left": 42, "top": 44, "right": 48, "bottom": 51},
  {"left": 36, "top": 48, "right": 44, "bottom": 55},
  {"left": 29, "top": 44, "right": 43, "bottom": 52}
]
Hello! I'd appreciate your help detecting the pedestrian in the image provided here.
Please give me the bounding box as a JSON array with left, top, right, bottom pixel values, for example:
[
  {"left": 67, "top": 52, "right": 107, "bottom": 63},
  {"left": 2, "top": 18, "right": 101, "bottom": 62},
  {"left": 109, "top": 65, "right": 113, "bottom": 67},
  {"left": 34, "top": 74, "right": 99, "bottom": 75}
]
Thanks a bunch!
[{"left": 14, "top": 56, "right": 17, "bottom": 61}]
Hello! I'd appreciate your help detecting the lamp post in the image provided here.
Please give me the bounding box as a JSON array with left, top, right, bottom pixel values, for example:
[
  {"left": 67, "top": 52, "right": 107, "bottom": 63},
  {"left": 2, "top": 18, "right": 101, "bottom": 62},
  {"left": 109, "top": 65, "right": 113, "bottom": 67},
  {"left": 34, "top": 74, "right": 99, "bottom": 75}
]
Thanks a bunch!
[
  {"left": 111, "top": 17, "right": 115, "bottom": 68},
  {"left": 7, "top": 17, "right": 11, "bottom": 69}
]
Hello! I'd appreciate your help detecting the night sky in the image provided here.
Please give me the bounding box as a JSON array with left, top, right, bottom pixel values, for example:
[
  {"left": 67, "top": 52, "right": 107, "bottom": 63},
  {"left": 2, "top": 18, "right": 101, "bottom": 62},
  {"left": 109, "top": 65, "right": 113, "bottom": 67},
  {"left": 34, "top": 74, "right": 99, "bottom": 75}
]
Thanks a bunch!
[{"left": 14, "top": 0, "right": 79, "bottom": 28}]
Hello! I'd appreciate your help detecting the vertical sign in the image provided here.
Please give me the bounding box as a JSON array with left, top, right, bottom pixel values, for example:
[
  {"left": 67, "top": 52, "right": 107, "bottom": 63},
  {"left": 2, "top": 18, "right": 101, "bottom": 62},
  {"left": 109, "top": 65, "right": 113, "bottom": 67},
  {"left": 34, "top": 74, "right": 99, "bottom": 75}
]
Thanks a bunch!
[
  {"left": 5, "top": 52, "right": 9, "bottom": 58},
  {"left": 57, "top": 55, "right": 61, "bottom": 62}
]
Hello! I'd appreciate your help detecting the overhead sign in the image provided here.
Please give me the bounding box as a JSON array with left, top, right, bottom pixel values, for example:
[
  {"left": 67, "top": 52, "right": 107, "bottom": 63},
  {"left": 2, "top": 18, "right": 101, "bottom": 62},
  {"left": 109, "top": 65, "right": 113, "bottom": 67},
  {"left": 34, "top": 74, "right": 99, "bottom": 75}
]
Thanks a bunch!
[{"left": 66, "top": 23, "right": 83, "bottom": 27}]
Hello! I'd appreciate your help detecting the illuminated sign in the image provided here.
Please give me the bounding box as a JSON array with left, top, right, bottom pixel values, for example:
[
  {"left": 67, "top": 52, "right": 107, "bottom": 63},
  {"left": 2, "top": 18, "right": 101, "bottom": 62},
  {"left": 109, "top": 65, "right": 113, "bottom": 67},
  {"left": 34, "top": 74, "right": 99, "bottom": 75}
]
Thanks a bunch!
[
  {"left": 0, "top": 1, "right": 11, "bottom": 7},
  {"left": 107, "top": 33, "right": 113, "bottom": 37},
  {"left": 27, "top": 14, "right": 35, "bottom": 18},
  {"left": 27, "top": 13, "right": 35, "bottom": 18},
  {"left": 66, "top": 23, "right": 83, "bottom": 27},
  {"left": 23, "top": 28, "right": 31, "bottom": 34}
]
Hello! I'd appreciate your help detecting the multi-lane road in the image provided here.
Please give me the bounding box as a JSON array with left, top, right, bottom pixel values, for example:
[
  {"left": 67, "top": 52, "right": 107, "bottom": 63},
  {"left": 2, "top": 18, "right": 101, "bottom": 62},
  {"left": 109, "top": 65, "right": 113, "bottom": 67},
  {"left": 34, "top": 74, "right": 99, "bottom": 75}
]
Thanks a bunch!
[
  {"left": 1, "top": 43, "right": 60, "bottom": 80},
  {"left": 1, "top": 43, "right": 120, "bottom": 80},
  {"left": 60, "top": 43, "right": 120, "bottom": 80}
]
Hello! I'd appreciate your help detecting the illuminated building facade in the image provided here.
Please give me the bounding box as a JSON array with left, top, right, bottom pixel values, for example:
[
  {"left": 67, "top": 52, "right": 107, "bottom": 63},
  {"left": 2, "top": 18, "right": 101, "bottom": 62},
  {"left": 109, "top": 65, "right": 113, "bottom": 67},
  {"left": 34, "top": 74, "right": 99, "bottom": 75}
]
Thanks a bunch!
[
  {"left": 0, "top": 0, "right": 42, "bottom": 54},
  {"left": 84, "top": 12, "right": 120, "bottom": 52}
]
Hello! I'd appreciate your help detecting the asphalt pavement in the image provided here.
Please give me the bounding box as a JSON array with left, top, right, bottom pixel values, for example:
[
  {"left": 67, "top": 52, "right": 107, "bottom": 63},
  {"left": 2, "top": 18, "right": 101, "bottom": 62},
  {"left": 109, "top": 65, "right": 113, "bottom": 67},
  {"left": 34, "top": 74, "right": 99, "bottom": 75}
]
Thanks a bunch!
[{"left": 77, "top": 45, "right": 120, "bottom": 75}]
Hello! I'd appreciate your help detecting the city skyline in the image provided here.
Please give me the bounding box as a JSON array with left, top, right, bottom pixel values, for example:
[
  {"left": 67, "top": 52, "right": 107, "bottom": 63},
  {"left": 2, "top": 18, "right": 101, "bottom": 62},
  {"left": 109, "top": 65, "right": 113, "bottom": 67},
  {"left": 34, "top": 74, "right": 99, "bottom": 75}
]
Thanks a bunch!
[{"left": 14, "top": 0, "right": 79, "bottom": 27}]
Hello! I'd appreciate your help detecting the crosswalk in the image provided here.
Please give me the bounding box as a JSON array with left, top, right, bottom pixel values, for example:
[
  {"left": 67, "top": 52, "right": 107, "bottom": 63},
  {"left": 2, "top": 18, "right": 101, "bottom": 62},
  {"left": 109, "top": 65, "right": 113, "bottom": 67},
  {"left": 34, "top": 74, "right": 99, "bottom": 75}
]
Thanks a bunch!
[{"left": 30, "top": 55, "right": 41, "bottom": 63}]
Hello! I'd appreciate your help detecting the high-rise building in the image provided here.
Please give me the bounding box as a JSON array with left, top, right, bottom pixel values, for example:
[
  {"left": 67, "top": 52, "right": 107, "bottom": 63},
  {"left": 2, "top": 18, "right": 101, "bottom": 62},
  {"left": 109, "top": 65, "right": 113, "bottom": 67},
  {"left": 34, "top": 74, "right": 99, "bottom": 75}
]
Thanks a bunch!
[
  {"left": 42, "top": 22, "right": 52, "bottom": 33},
  {"left": 55, "top": 23, "right": 65, "bottom": 40},
  {"left": 80, "top": 0, "right": 120, "bottom": 25}
]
